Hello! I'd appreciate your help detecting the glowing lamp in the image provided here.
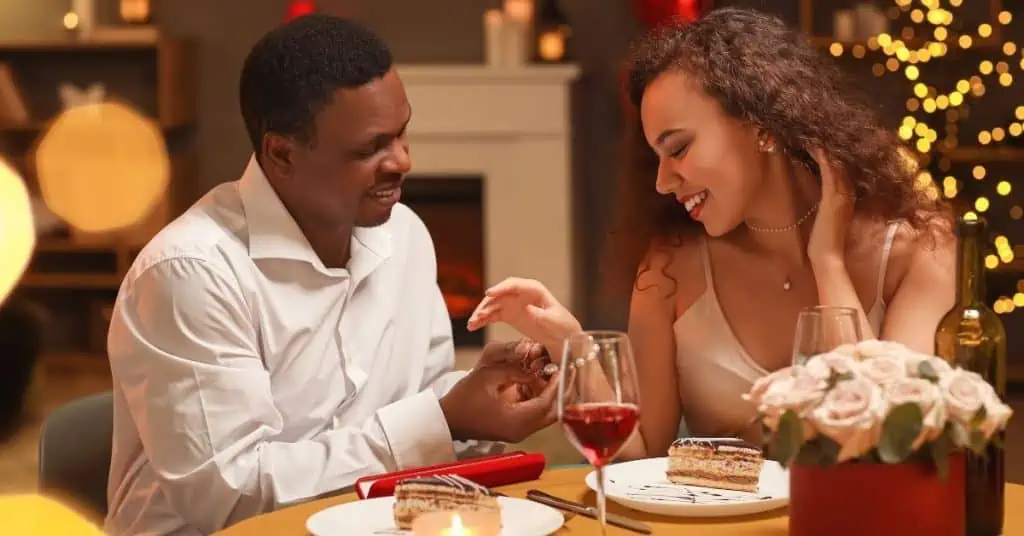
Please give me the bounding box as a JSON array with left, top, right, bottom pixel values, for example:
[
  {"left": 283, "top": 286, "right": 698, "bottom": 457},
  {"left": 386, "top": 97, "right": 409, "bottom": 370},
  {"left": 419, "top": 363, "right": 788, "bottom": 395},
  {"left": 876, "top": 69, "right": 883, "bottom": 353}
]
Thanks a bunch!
[
  {"left": 0, "top": 157, "right": 34, "bottom": 304},
  {"left": 0, "top": 494, "right": 104, "bottom": 535},
  {"left": 34, "top": 101, "right": 170, "bottom": 234}
]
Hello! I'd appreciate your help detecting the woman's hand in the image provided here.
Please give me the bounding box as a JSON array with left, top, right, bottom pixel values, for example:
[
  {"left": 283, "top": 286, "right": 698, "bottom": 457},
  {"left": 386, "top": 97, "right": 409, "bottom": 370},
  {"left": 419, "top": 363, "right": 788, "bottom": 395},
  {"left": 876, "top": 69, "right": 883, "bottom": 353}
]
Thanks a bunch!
[
  {"left": 467, "top": 277, "right": 582, "bottom": 359},
  {"left": 807, "top": 147, "right": 855, "bottom": 269}
]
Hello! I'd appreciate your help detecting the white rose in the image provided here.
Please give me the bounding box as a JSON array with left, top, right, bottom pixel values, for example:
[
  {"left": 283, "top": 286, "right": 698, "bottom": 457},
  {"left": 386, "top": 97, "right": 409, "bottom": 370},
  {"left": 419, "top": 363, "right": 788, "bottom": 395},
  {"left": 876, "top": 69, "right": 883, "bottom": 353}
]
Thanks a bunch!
[
  {"left": 832, "top": 343, "right": 860, "bottom": 359},
  {"left": 940, "top": 369, "right": 1013, "bottom": 441},
  {"left": 904, "top": 353, "right": 953, "bottom": 378},
  {"left": 809, "top": 376, "right": 889, "bottom": 462},
  {"left": 858, "top": 355, "right": 908, "bottom": 386},
  {"left": 804, "top": 351, "right": 859, "bottom": 382},
  {"left": 744, "top": 366, "right": 826, "bottom": 438},
  {"left": 882, "top": 377, "right": 947, "bottom": 450},
  {"left": 855, "top": 339, "right": 913, "bottom": 359}
]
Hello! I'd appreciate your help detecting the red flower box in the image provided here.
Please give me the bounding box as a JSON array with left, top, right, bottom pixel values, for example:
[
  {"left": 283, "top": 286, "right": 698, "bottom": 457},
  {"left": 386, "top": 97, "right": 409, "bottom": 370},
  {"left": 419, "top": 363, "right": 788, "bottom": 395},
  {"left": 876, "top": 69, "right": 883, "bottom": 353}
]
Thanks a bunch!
[{"left": 789, "top": 453, "right": 965, "bottom": 536}]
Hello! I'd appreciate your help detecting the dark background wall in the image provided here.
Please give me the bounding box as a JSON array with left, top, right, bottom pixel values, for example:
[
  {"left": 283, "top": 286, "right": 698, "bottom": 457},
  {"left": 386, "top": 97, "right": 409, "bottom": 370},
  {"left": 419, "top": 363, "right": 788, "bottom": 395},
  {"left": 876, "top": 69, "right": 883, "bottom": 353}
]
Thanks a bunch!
[
  {"left": 0, "top": 0, "right": 646, "bottom": 327},
  {"left": 2, "top": 0, "right": 1019, "bottom": 331}
]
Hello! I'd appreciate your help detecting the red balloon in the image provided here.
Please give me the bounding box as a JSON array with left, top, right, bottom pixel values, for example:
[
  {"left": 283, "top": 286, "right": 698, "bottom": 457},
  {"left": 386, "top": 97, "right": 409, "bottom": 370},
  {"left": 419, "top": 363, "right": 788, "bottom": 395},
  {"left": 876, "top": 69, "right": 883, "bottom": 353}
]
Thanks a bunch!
[
  {"left": 631, "top": 0, "right": 707, "bottom": 28},
  {"left": 285, "top": 0, "right": 317, "bottom": 22}
]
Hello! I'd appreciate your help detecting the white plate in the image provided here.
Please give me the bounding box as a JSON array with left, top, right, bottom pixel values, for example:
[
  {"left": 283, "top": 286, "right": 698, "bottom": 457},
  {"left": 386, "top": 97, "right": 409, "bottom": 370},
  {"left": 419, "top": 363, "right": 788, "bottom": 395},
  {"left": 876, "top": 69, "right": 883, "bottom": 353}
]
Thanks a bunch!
[
  {"left": 306, "top": 496, "right": 565, "bottom": 536},
  {"left": 585, "top": 457, "right": 789, "bottom": 517}
]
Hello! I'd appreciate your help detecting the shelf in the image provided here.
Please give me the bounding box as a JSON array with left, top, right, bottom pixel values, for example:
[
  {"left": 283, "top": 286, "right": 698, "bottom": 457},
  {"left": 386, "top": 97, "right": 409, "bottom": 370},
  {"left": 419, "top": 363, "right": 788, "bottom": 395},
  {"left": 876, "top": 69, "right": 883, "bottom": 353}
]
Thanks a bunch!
[
  {"left": 809, "top": 36, "right": 1003, "bottom": 51},
  {"left": 19, "top": 273, "right": 123, "bottom": 290},
  {"left": 0, "top": 36, "right": 182, "bottom": 52},
  {"left": 991, "top": 260, "right": 1024, "bottom": 274},
  {"left": 0, "top": 116, "right": 191, "bottom": 133},
  {"left": 0, "top": 36, "right": 197, "bottom": 131},
  {"left": 35, "top": 238, "right": 128, "bottom": 253},
  {"left": 940, "top": 147, "right": 1024, "bottom": 163}
]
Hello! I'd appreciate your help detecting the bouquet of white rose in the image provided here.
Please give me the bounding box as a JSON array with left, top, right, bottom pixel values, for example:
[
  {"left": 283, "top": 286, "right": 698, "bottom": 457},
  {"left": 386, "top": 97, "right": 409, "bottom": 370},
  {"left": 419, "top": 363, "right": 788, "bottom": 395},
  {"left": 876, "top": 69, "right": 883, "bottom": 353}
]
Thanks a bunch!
[{"left": 744, "top": 339, "right": 1013, "bottom": 479}]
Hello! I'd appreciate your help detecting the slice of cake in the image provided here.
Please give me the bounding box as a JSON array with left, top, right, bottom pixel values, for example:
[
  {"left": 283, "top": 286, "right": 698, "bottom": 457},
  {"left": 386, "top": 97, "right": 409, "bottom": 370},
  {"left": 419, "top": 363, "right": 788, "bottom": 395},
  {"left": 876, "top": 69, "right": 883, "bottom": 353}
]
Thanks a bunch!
[
  {"left": 392, "top": 474, "right": 500, "bottom": 530},
  {"left": 667, "top": 437, "right": 765, "bottom": 493}
]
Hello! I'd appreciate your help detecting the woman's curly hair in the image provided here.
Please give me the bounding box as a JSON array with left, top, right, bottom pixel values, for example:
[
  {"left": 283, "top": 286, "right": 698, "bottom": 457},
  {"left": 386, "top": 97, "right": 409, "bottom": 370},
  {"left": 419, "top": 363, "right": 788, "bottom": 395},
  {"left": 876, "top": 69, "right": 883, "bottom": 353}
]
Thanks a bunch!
[{"left": 604, "top": 7, "right": 949, "bottom": 298}]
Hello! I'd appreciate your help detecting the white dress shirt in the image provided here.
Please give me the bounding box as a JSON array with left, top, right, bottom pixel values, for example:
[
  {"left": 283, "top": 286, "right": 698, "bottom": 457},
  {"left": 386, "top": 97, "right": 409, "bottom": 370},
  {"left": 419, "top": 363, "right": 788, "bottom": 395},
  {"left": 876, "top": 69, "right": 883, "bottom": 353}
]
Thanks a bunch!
[{"left": 104, "top": 156, "right": 500, "bottom": 536}]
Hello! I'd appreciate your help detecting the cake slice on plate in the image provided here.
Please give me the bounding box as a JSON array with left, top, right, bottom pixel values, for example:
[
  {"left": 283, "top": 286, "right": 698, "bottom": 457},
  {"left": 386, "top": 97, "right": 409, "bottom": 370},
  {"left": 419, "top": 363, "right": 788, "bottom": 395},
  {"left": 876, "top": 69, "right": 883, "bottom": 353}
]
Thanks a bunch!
[
  {"left": 667, "top": 437, "right": 765, "bottom": 493},
  {"left": 392, "top": 474, "right": 501, "bottom": 529}
]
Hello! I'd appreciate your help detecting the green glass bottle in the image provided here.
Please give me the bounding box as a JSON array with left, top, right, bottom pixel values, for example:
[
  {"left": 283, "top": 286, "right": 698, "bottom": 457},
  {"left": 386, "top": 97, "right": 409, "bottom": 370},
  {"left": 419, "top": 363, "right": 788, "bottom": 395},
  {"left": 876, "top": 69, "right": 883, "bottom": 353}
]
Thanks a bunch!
[{"left": 935, "top": 217, "right": 1007, "bottom": 536}]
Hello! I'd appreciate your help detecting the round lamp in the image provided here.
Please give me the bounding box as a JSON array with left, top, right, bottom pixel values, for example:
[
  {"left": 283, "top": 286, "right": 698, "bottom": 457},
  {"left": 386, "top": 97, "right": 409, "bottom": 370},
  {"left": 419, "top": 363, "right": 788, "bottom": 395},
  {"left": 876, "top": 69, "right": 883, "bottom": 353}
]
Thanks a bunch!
[
  {"left": 0, "top": 157, "right": 35, "bottom": 304},
  {"left": 34, "top": 100, "right": 170, "bottom": 234},
  {"left": 0, "top": 494, "right": 104, "bottom": 535}
]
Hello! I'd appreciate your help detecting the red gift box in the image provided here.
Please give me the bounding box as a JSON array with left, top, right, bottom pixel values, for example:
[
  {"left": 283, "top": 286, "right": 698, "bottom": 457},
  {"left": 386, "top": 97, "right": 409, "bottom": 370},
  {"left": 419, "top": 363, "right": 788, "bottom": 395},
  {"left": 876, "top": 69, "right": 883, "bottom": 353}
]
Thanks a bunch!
[
  {"left": 354, "top": 451, "right": 546, "bottom": 499},
  {"left": 789, "top": 453, "right": 966, "bottom": 536}
]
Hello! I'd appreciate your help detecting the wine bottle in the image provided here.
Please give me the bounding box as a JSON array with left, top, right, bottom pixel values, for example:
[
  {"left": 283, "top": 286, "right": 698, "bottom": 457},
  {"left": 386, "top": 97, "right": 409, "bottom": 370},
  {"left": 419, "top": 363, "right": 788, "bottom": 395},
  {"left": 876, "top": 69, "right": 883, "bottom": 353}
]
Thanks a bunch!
[{"left": 935, "top": 217, "right": 1008, "bottom": 536}]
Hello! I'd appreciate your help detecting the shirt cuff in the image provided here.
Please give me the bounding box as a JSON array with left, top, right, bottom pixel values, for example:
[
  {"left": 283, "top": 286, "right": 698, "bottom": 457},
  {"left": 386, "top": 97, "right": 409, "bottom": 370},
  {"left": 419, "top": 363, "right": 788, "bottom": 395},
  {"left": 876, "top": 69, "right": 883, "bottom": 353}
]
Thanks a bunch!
[{"left": 377, "top": 390, "right": 457, "bottom": 470}]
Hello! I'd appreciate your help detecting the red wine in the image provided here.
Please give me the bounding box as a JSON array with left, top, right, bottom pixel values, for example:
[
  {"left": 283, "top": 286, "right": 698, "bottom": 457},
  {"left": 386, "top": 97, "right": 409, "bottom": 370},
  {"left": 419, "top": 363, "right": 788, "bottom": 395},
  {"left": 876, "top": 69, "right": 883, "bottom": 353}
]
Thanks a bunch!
[{"left": 561, "top": 403, "right": 640, "bottom": 467}]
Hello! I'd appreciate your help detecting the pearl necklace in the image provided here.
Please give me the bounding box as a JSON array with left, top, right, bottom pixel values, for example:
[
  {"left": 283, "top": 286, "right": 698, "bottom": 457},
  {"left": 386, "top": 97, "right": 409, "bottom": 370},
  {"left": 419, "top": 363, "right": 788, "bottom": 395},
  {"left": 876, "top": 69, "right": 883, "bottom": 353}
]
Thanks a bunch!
[
  {"left": 745, "top": 201, "right": 821, "bottom": 291},
  {"left": 744, "top": 200, "right": 821, "bottom": 233}
]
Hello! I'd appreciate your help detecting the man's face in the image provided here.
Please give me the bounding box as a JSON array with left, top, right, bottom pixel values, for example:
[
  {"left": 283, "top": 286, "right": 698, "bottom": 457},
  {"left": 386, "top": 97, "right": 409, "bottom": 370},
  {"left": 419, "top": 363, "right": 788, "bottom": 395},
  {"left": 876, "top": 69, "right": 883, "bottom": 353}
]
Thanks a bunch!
[{"left": 268, "top": 68, "right": 412, "bottom": 229}]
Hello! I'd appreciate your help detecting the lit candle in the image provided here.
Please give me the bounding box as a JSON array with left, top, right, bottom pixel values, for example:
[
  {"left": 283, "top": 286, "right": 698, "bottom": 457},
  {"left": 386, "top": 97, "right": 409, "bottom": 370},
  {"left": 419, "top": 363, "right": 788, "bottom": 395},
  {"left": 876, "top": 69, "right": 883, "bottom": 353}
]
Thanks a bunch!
[
  {"left": 503, "top": 0, "right": 533, "bottom": 23},
  {"left": 443, "top": 513, "right": 468, "bottom": 536},
  {"left": 410, "top": 511, "right": 500, "bottom": 536},
  {"left": 484, "top": 9, "right": 505, "bottom": 67},
  {"left": 70, "top": 0, "right": 95, "bottom": 38},
  {"left": 500, "top": 0, "right": 530, "bottom": 66}
]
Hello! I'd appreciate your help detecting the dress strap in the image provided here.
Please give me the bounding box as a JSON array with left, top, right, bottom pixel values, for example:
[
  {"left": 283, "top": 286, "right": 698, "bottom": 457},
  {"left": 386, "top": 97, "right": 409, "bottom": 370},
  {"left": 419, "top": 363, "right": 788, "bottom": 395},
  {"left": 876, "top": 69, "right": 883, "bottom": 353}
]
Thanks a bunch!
[
  {"left": 874, "top": 222, "right": 899, "bottom": 304},
  {"left": 699, "top": 235, "right": 716, "bottom": 297}
]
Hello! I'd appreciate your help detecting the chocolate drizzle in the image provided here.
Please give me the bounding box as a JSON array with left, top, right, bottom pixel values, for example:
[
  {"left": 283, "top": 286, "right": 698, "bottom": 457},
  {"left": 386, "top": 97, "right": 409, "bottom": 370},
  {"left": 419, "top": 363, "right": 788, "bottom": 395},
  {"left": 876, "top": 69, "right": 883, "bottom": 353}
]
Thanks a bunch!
[
  {"left": 671, "top": 437, "right": 761, "bottom": 453},
  {"left": 610, "top": 479, "right": 774, "bottom": 505},
  {"left": 399, "top": 474, "right": 493, "bottom": 495}
]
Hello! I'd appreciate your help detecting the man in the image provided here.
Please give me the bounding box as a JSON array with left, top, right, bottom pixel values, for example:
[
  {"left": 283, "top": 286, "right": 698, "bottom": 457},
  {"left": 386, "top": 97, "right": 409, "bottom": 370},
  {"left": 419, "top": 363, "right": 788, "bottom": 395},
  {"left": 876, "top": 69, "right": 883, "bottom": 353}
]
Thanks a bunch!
[{"left": 105, "top": 15, "right": 556, "bottom": 536}]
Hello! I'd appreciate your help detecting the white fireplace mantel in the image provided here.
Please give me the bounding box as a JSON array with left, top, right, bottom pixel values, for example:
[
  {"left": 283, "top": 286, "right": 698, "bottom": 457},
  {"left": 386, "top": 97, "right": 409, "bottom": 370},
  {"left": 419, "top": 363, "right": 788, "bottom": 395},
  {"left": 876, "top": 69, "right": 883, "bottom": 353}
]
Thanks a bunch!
[{"left": 397, "top": 64, "right": 580, "bottom": 348}]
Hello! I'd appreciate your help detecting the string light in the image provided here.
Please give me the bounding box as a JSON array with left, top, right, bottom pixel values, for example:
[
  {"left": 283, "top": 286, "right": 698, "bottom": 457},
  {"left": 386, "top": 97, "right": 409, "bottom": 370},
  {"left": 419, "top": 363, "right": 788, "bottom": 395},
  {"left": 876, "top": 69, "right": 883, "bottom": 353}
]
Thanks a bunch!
[{"left": 830, "top": 1, "right": 1022, "bottom": 314}]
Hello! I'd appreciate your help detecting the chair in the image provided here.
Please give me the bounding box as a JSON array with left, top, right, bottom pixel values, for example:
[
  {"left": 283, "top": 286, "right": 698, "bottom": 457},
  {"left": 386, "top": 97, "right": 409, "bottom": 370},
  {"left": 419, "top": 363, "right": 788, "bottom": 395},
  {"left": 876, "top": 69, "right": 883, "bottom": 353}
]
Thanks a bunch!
[{"left": 38, "top": 391, "right": 114, "bottom": 519}]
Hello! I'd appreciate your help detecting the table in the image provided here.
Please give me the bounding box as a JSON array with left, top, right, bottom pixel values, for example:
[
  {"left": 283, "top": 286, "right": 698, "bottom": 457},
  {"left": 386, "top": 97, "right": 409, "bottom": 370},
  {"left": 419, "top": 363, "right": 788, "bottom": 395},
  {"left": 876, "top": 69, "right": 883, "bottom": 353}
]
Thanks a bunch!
[{"left": 216, "top": 467, "right": 1024, "bottom": 535}]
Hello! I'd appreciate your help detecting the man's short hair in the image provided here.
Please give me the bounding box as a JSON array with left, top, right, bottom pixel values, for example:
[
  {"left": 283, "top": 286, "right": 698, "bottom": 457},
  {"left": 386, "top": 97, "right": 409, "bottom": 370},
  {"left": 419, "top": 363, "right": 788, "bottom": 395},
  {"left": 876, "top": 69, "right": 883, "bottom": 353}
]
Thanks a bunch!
[{"left": 239, "top": 14, "right": 394, "bottom": 154}]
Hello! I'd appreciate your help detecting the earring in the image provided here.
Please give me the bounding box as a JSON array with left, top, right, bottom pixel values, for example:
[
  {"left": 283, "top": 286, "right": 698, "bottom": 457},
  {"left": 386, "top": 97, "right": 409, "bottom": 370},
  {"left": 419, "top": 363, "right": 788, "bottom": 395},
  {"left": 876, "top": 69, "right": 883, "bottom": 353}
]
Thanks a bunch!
[{"left": 759, "top": 139, "right": 776, "bottom": 153}]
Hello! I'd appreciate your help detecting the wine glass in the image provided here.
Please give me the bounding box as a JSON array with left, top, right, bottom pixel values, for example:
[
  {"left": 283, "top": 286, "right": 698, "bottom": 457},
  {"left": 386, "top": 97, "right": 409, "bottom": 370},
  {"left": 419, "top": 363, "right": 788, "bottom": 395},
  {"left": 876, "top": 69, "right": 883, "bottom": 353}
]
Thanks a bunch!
[
  {"left": 791, "top": 305, "right": 863, "bottom": 365},
  {"left": 558, "top": 330, "right": 641, "bottom": 535}
]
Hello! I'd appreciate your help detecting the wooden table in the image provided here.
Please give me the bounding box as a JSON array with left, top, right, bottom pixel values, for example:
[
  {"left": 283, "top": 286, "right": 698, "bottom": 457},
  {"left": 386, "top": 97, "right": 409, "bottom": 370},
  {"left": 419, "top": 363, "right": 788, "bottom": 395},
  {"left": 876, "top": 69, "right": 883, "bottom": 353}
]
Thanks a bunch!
[{"left": 216, "top": 467, "right": 1024, "bottom": 535}]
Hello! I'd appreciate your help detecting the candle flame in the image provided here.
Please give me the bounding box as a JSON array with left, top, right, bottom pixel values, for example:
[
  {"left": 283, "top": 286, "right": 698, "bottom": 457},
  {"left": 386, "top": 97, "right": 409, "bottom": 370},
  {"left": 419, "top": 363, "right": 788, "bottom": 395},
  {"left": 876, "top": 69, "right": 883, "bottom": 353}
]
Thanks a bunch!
[{"left": 450, "top": 513, "right": 465, "bottom": 535}]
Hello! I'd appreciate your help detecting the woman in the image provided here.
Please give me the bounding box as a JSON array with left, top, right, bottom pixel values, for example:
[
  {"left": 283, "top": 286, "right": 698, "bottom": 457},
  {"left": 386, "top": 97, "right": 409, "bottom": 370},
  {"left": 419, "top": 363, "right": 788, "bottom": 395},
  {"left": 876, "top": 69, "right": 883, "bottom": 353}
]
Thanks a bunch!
[{"left": 467, "top": 8, "right": 955, "bottom": 458}]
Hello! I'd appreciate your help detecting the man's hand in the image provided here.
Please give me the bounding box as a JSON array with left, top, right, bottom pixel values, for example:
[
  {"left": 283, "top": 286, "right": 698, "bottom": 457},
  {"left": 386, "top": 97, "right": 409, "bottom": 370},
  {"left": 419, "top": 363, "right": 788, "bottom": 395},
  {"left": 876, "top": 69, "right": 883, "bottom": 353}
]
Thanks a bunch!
[{"left": 440, "top": 340, "right": 559, "bottom": 443}]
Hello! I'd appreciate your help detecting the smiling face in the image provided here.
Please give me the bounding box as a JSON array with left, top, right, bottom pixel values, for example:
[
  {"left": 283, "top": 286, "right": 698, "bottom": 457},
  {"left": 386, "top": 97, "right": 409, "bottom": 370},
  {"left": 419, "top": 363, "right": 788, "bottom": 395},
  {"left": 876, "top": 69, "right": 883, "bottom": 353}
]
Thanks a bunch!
[
  {"left": 266, "top": 68, "right": 412, "bottom": 229},
  {"left": 639, "top": 70, "right": 771, "bottom": 237}
]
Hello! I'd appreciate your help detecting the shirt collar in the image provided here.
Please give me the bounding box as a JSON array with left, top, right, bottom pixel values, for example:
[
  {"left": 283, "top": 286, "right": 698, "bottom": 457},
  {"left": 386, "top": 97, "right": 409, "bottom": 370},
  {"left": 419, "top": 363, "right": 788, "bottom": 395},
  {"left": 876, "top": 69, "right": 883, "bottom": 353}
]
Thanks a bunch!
[{"left": 237, "top": 154, "right": 392, "bottom": 280}]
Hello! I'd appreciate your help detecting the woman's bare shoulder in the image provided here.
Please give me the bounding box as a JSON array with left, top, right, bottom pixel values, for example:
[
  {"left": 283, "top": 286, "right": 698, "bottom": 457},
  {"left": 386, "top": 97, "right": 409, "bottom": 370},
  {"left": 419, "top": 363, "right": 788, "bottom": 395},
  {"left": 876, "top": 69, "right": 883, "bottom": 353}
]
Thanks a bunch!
[
  {"left": 876, "top": 216, "right": 956, "bottom": 300},
  {"left": 633, "top": 236, "right": 706, "bottom": 319}
]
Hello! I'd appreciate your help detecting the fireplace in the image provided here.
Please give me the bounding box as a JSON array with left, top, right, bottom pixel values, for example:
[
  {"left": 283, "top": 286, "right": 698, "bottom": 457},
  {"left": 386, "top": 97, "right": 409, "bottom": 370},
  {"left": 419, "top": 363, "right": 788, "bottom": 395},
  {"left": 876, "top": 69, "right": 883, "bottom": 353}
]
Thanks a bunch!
[
  {"left": 398, "top": 63, "right": 579, "bottom": 365},
  {"left": 402, "top": 175, "right": 485, "bottom": 348}
]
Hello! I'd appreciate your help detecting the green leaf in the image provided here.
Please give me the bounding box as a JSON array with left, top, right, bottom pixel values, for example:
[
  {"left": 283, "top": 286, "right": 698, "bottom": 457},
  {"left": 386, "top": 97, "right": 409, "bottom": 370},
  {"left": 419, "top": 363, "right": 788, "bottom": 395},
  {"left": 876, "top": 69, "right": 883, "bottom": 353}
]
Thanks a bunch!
[
  {"left": 826, "top": 370, "right": 855, "bottom": 390},
  {"left": 878, "top": 403, "right": 924, "bottom": 463},
  {"left": 928, "top": 432, "right": 955, "bottom": 481},
  {"left": 769, "top": 410, "right": 804, "bottom": 467},
  {"left": 969, "top": 428, "right": 988, "bottom": 454},
  {"left": 917, "top": 360, "right": 940, "bottom": 382},
  {"left": 815, "top": 436, "right": 840, "bottom": 467},
  {"left": 970, "top": 406, "right": 988, "bottom": 427}
]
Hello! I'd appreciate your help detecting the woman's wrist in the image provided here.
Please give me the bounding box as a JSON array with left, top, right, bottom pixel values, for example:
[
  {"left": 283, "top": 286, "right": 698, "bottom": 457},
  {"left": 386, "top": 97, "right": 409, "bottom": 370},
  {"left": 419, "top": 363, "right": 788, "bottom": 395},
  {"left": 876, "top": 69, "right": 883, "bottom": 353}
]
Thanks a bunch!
[{"left": 810, "top": 252, "right": 847, "bottom": 277}]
